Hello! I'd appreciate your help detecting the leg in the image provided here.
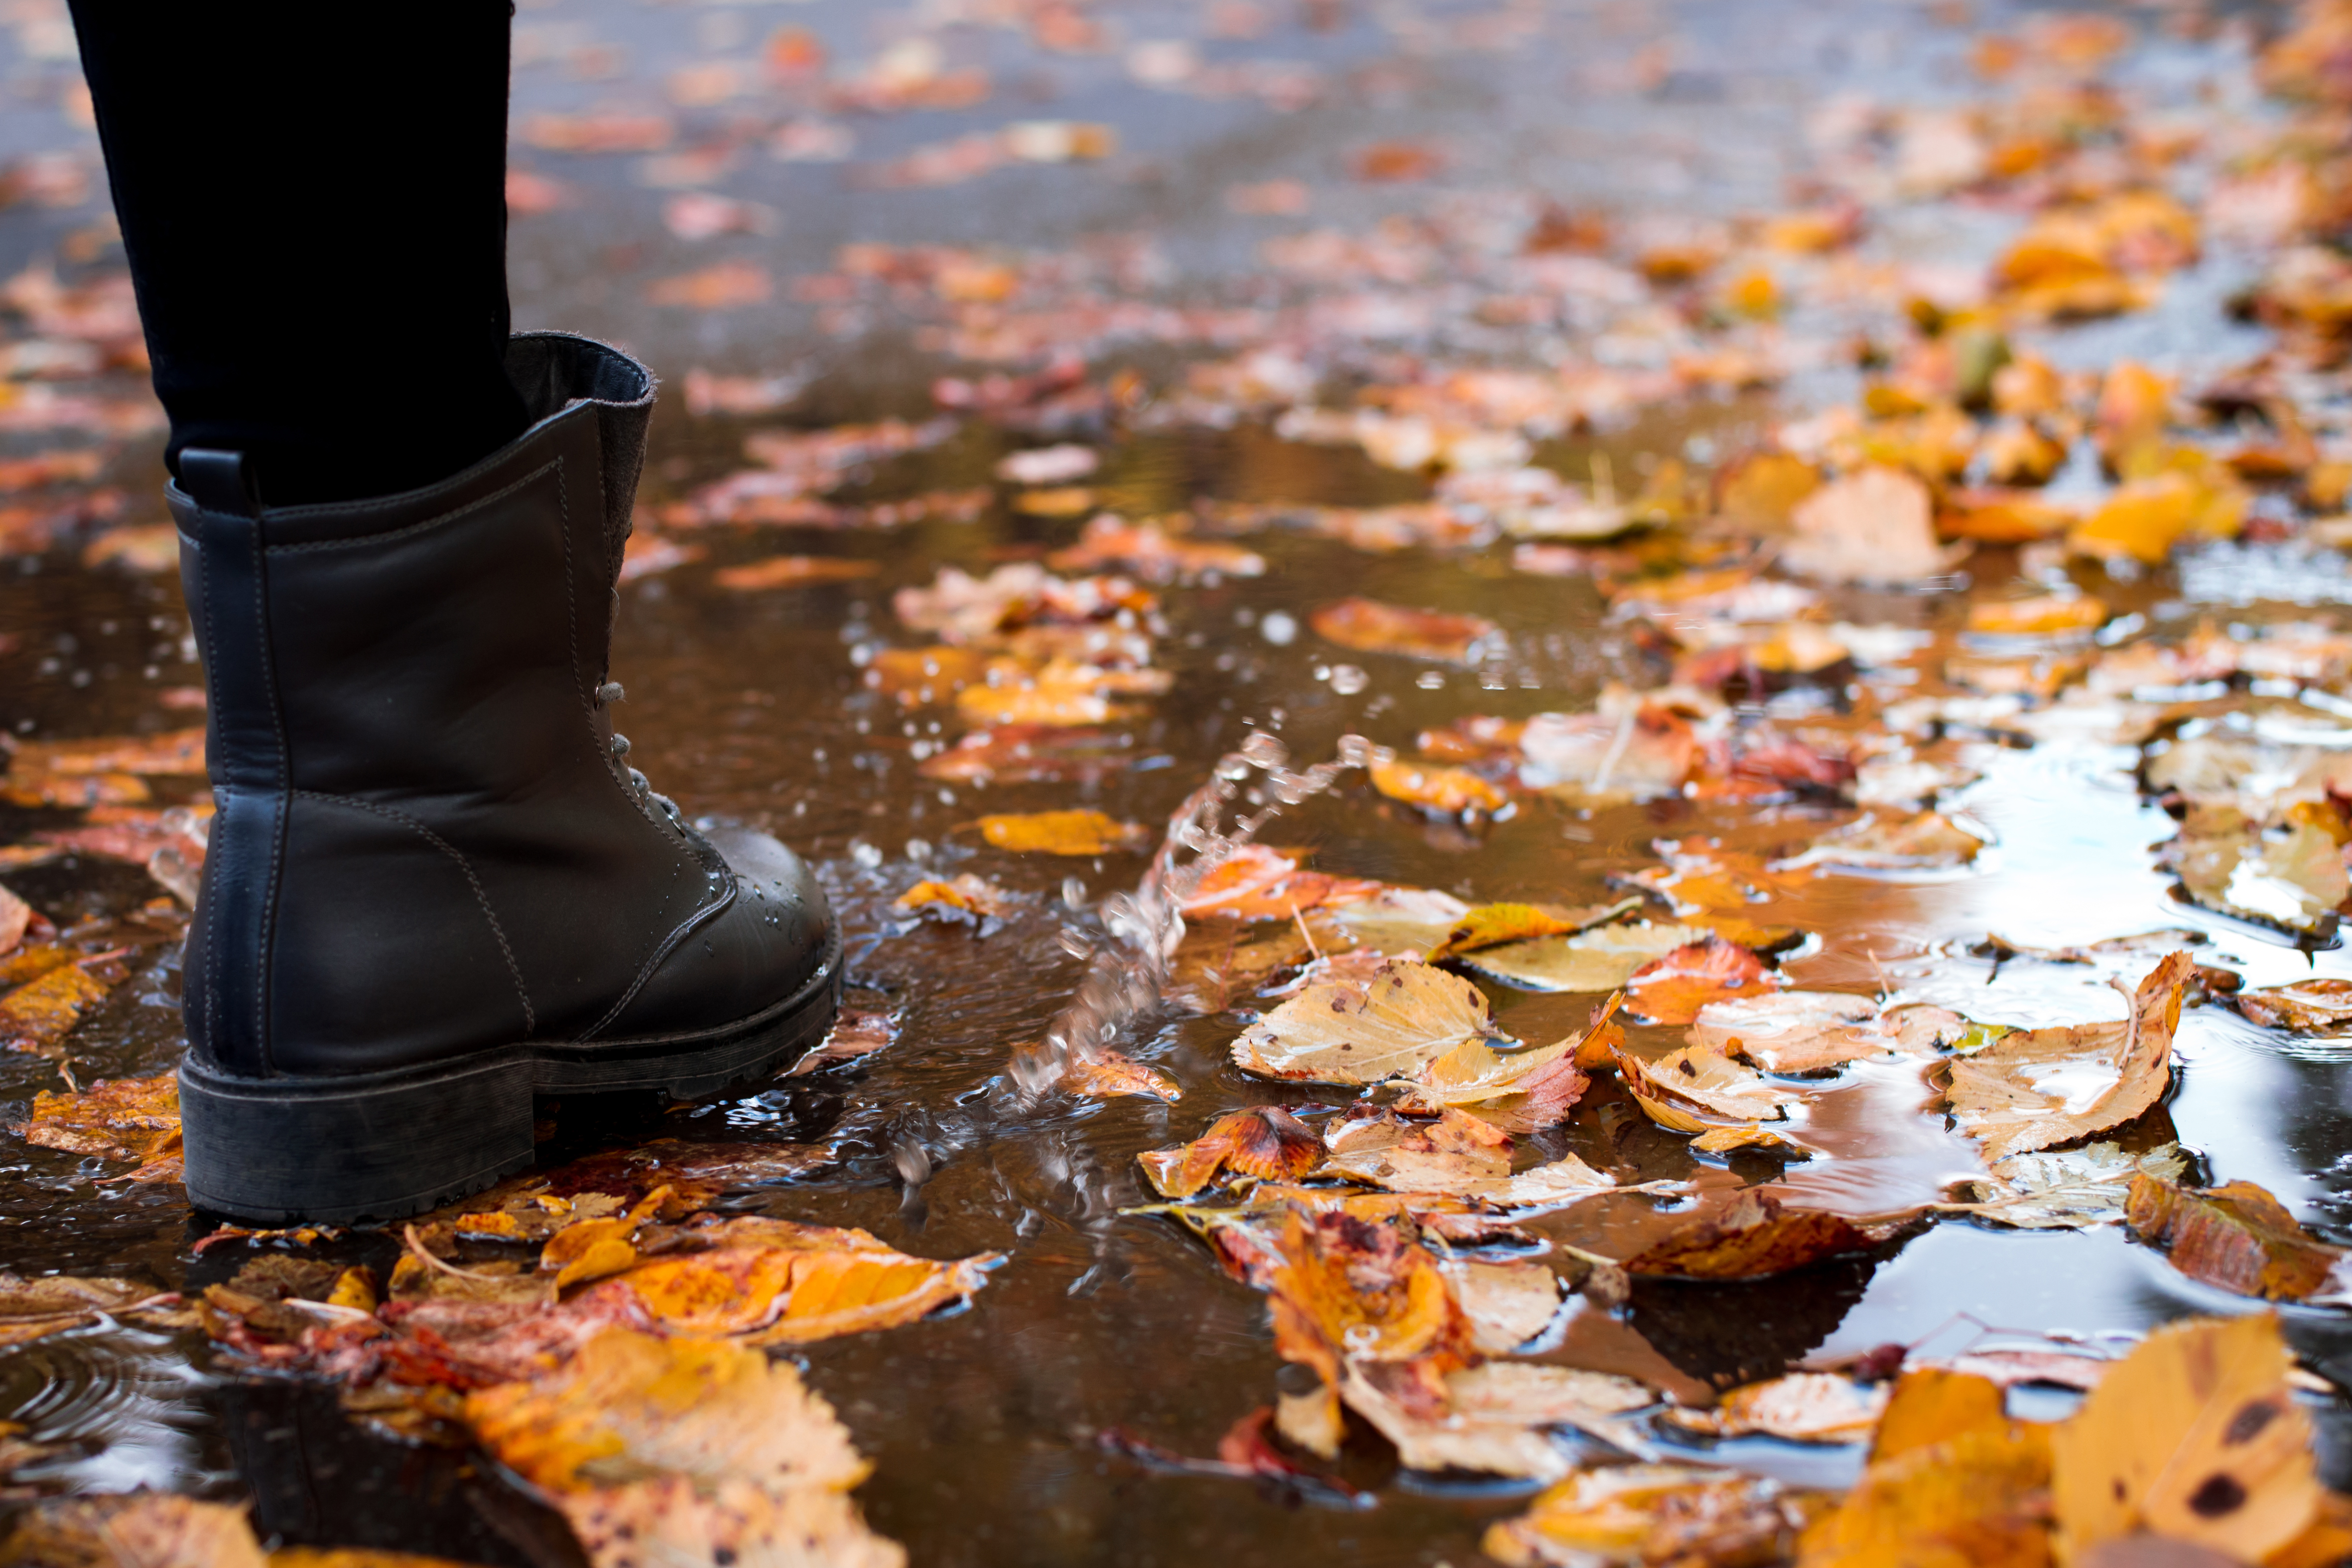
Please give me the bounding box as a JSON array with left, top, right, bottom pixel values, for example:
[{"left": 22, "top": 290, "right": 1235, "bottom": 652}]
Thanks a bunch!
[{"left": 69, "top": 2, "right": 526, "bottom": 505}]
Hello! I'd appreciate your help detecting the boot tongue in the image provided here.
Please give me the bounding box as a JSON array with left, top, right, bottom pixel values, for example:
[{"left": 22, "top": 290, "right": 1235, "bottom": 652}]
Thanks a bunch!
[{"left": 180, "top": 448, "right": 261, "bottom": 516}]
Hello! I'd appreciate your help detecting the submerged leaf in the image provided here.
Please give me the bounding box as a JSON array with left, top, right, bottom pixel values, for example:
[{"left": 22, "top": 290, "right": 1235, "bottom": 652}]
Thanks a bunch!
[
  {"left": 2234, "top": 978, "right": 2352, "bottom": 1033},
  {"left": 1687, "top": 991, "right": 1902, "bottom": 1073},
  {"left": 1, "top": 1495, "right": 268, "bottom": 1568},
  {"left": 1369, "top": 758, "right": 1509, "bottom": 816},
  {"left": 16, "top": 1072, "right": 180, "bottom": 1173},
  {"left": 1967, "top": 1142, "right": 2190, "bottom": 1230},
  {"left": 0, "top": 960, "right": 114, "bottom": 1053},
  {"left": 1063, "top": 1049, "right": 1182, "bottom": 1101},
  {"left": 1483, "top": 1463, "right": 1826, "bottom": 1568},
  {"left": 1309, "top": 596, "right": 1501, "bottom": 664}
]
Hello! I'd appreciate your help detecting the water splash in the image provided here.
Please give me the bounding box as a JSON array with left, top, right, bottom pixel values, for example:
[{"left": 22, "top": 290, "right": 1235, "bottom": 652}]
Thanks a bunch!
[{"left": 1009, "top": 730, "right": 1390, "bottom": 1100}]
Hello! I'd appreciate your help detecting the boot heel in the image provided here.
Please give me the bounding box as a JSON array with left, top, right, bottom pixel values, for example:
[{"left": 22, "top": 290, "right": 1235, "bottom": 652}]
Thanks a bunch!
[{"left": 179, "top": 1054, "right": 534, "bottom": 1225}]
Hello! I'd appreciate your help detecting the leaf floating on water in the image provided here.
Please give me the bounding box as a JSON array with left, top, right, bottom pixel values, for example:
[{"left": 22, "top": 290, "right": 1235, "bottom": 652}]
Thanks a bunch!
[
  {"left": 1686, "top": 991, "right": 1903, "bottom": 1074},
  {"left": 1798, "top": 1377, "right": 2053, "bottom": 1568},
  {"left": 710, "top": 553, "right": 880, "bottom": 591},
  {"left": 1307, "top": 596, "right": 1501, "bottom": 664},
  {"left": 1462, "top": 920, "right": 1713, "bottom": 993},
  {"left": 0, "top": 959, "right": 114, "bottom": 1053},
  {"left": 893, "top": 873, "right": 1016, "bottom": 929},
  {"left": 1965, "top": 1142, "right": 2190, "bottom": 1230},
  {"left": 1662, "top": 1373, "right": 1889, "bottom": 1445},
  {"left": 462, "top": 1330, "right": 905, "bottom": 1568},
  {"left": 0, "top": 1270, "right": 177, "bottom": 1350},
  {"left": 2234, "top": 977, "right": 2352, "bottom": 1033},
  {"left": 973, "top": 808, "right": 1151, "bottom": 855},
  {"left": 1424, "top": 899, "right": 1640, "bottom": 962},
  {"left": 1780, "top": 466, "right": 1967, "bottom": 586},
  {"left": 1623, "top": 936, "right": 1779, "bottom": 1026},
  {"left": 1368, "top": 758, "right": 1509, "bottom": 816},
  {"left": 1615, "top": 1037, "right": 1798, "bottom": 1132},
  {"left": 1, "top": 1494, "right": 270, "bottom": 1568},
  {"left": 1621, "top": 1190, "right": 1888, "bottom": 1281},
  {"left": 1940, "top": 952, "right": 2191, "bottom": 1163},
  {"left": 1230, "top": 958, "right": 1504, "bottom": 1083},
  {"left": 1062, "top": 1049, "right": 1181, "bottom": 1100},
  {"left": 2052, "top": 1313, "right": 2320, "bottom": 1564},
  {"left": 787, "top": 1008, "right": 898, "bottom": 1076},
  {"left": 2124, "top": 1169, "right": 2343, "bottom": 1300},
  {"left": 1388, "top": 1032, "right": 1593, "bottom": 1132},
  {"left": 16, "top": 1071, "right": 180, "bottom": 1175},
  {"left": 1777, "top": 809, "right": 1987, "bottom": 873},
  {"left": 1482, "top": 1463, "right": 1828, "bottom": 1568},
  {"left": 1138, "top": 1107, "right": 1323, "bottom": 1199}
]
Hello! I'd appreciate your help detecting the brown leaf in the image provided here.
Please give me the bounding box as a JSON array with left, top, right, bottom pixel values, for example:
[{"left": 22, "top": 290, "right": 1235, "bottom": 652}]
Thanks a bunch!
[
  {"left": 1138, "top": 1107, "right": 1323, "bottom": 1199},
  {"left": 0, "top": 1270, "right": 172, "bottom": 1350},
  {"left": 893, "top": 873, "right": 1016, "bottom": 926},
  {"left": 788, "top": 1008, "right": 897, "bottom": 1076},
  {"left": 1621, "top": 1190, "right": 1886, "bottom": 1280},
  {"left": 1308, "top": 597, "right": 1501, "bottom": 664},
  {"left": 974, "top": 809, "right": 1150, "bottom": 855},
  {"left": 2125, "top": 1171, "right": 2342, "bottom": 1301},
  {"left": 1063, "top": 1049, "right": 1182, "bottom": 1100},
  {"left": 1798, "top": 1421, "right": 2053, "bottom": 1567},
  {"left": 2234, "top": 978, "right": 2352, "bottom": 1033},
  {"left": 1941, "top": 952, "right": 2191, "bottom": 1162},
  {"left": 1781, "top": 467, "right": 1966, "bottom": 585}
]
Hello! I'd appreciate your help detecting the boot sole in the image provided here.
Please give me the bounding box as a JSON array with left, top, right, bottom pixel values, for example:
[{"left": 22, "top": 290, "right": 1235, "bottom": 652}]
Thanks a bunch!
[{"left": 177, "top": 935, "right": 842, "bottom": 1226}]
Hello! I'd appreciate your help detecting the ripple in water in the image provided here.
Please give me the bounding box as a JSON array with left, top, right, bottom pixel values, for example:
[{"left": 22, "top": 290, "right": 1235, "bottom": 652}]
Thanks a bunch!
[{"left": 0, "top": 1324, "right": 212, "bottom": 1493}]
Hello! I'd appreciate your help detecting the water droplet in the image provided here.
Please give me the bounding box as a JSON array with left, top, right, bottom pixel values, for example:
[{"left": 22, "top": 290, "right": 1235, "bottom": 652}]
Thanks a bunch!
[
  {"left": 1260, "top": 610, "right": 1297, "bottom": 646},
  {"left": 1329, "top": 663, "right": 1368, "bottom": 695},
  {"left": 1417, "top": 670, "right": 1444, "bottom": 690},
  {"left": 1239, "top": 730, "right": 1288, "bottom": 769},
  {"left": 850, "top": 840, "right": 883, "bottom": 870},
  {"left": 905, "top": 837, "right": 932, "bottom": 862}
]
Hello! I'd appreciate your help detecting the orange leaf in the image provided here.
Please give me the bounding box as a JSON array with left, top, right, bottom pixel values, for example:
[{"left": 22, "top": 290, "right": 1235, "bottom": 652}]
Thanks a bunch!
[{"left": 1624, "top": 936, "right": 1777, "bottom": 1025}]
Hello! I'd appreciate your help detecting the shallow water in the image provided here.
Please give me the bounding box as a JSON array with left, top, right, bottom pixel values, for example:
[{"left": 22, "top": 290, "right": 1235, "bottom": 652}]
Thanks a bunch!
[{"left": 0, "top": 0, "right": 2348, "bottom": 1563}]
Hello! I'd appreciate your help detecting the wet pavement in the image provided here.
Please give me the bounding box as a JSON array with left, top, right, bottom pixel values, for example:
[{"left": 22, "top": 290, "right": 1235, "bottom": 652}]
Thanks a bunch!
[{"left": 7, "top": 0, "right": 2352, "bottom": 1564}]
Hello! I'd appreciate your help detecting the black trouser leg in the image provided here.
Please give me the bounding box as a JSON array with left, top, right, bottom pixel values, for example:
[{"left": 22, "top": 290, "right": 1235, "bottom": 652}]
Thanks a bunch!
[{"left": 67, "top": 3, "right": 527, "bottom": 506}]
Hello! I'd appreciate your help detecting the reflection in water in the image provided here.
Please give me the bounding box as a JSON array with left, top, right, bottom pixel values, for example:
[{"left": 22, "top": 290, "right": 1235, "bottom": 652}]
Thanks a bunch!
[{"left": 0, "top": 1324, "right": 212, "bottom": 1495}]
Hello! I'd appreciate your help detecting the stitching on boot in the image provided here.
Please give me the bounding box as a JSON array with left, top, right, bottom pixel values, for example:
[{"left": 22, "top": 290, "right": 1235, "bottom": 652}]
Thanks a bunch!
[
  {"left": 266, "top": 460, "right": 563, "bottom": 554},
  {"left": 577, "top": 867, "right": 740, "bottom": 1043},
  {"left": 292, "top": 790, "right": 537, "bottom": 1038}
]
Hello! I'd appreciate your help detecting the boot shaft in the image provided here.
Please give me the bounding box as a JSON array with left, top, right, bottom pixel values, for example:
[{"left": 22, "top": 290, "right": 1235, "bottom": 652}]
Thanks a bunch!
[{"left": 174, "top": 334, "right": 722, "bottom": 1077}]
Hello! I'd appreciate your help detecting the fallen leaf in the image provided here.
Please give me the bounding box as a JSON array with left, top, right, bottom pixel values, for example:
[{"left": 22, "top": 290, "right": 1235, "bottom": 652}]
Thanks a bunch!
[
  {"left": 17, "top": 1071, "right": 179, "bottom": 1166},
  {"left": 1046, "top": 515, "right": 1265, "bottom": 582},
  {"left": 1798, "top": 1417, "right": 2052, "bottom": 1567},
  {"left": 974, "top": 809, "right": 1150, "bottom": 855},
  {"left": 1940, "top": 951, "right": 2191, "bottom": 1162},
  {"left": 558, "top": 1476, "right": 901, "bottom": 1568},
  {"left": 1308, "top": 597, "right": 1501, "bottom": 664},
  {"left": 787, "top": 1009, "right": 896, "bottom": 1076},
  {"left": 1175, "top": 845, "right": 1382, "bottom": 922},
  {"left": 1616, "top": 1035, "right": 1798, "bottom": 1130},
  {"left": 1686, "top": 991, "right": 1901, "bottom": 1073},
  {"left": 1779, "top": 810, "right": 1985, "bottom": 872},
  {"left": 2125, "top": 1170, "right": 2342, "bottom": 1300},
  {"left": 0, "top": 959, "right": 114, "bottom": 1051},
  {"left": 1966, "top": 1142, "right": 2191, "bottom": 1229},
  {"left": 1, "top": 1494, "right": 269, "bottom": 1568},
  {"left": 1438, "top": 1261, "right": 1566, "bottom": 1353},
  {"left": 645, "top": 261, "right": 772, "bottom": 310},
  {"left": 1138, "top": 1107, "right": 1323, "bottom": 1198},
  {"left": 2052, "top": 1313, "right": 2319, "bottom": 1562},
  {"left": 1424, "top": 901, "right": 1633, "bottom": 962},
  {"left": 1625, "top": 937, "right": 1778, "bottom": 1025},
  {"left": 1063, "top": 1049, "right": 1182, "bottom": 1100},
  {"left": 1781, "top": 467, "right": 1966, "bottom": 585},
  {"left": 1230, "top": 959, "right": 1504, "bottom": 1082},
  {"left": 711, "top": 554, "right": 878, "bottom": 591},
  {"left": 893, "top": 873, "right": 1016, "bottom": 928},
  {"left": 2234, "top": 978, "right": 2352, "bottom": 1033},
  {"left": 1369, "top": 757, "right": 1509, "bottom": 816},
  {"left": 1663, "top": 1373, "right": 1888, "bottom": 1444},
  {"left": 1621, "top": 1190, "right": 1886, "bottom": 1280},
  {"left": 1460, "top": 921, "right": 1712, "bottom": 993},
  {"left": 0, "top": 1270, "right": 174, "bottom": 1349},
  {"left": 1969, "top": 595, "right": 2110, "bottom": 637},
  {"left": 1388, "top": 1019, "right": 1598, "bottom": 1132},
  {"left": 1483, "top": 1463, "right": 1826, "bottom": 1568}
]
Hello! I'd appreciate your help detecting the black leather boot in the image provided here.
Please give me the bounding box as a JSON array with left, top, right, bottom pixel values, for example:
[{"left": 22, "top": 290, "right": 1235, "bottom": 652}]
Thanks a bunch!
[{"left": 169, "top": 332, "right": 838, "bottom": 1224}]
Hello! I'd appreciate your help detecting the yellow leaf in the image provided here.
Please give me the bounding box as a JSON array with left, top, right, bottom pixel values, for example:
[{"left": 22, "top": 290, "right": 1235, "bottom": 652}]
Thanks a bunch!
[
  {"left": 1230, "top": 958, "right": 1504, "bottom": 1083},
  {"left": 2052, "top": 1313, "right": 2319, "bottom": 1562},
  {"left": 975, "top": 809, "right": 1150, "bottom": 856}
]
